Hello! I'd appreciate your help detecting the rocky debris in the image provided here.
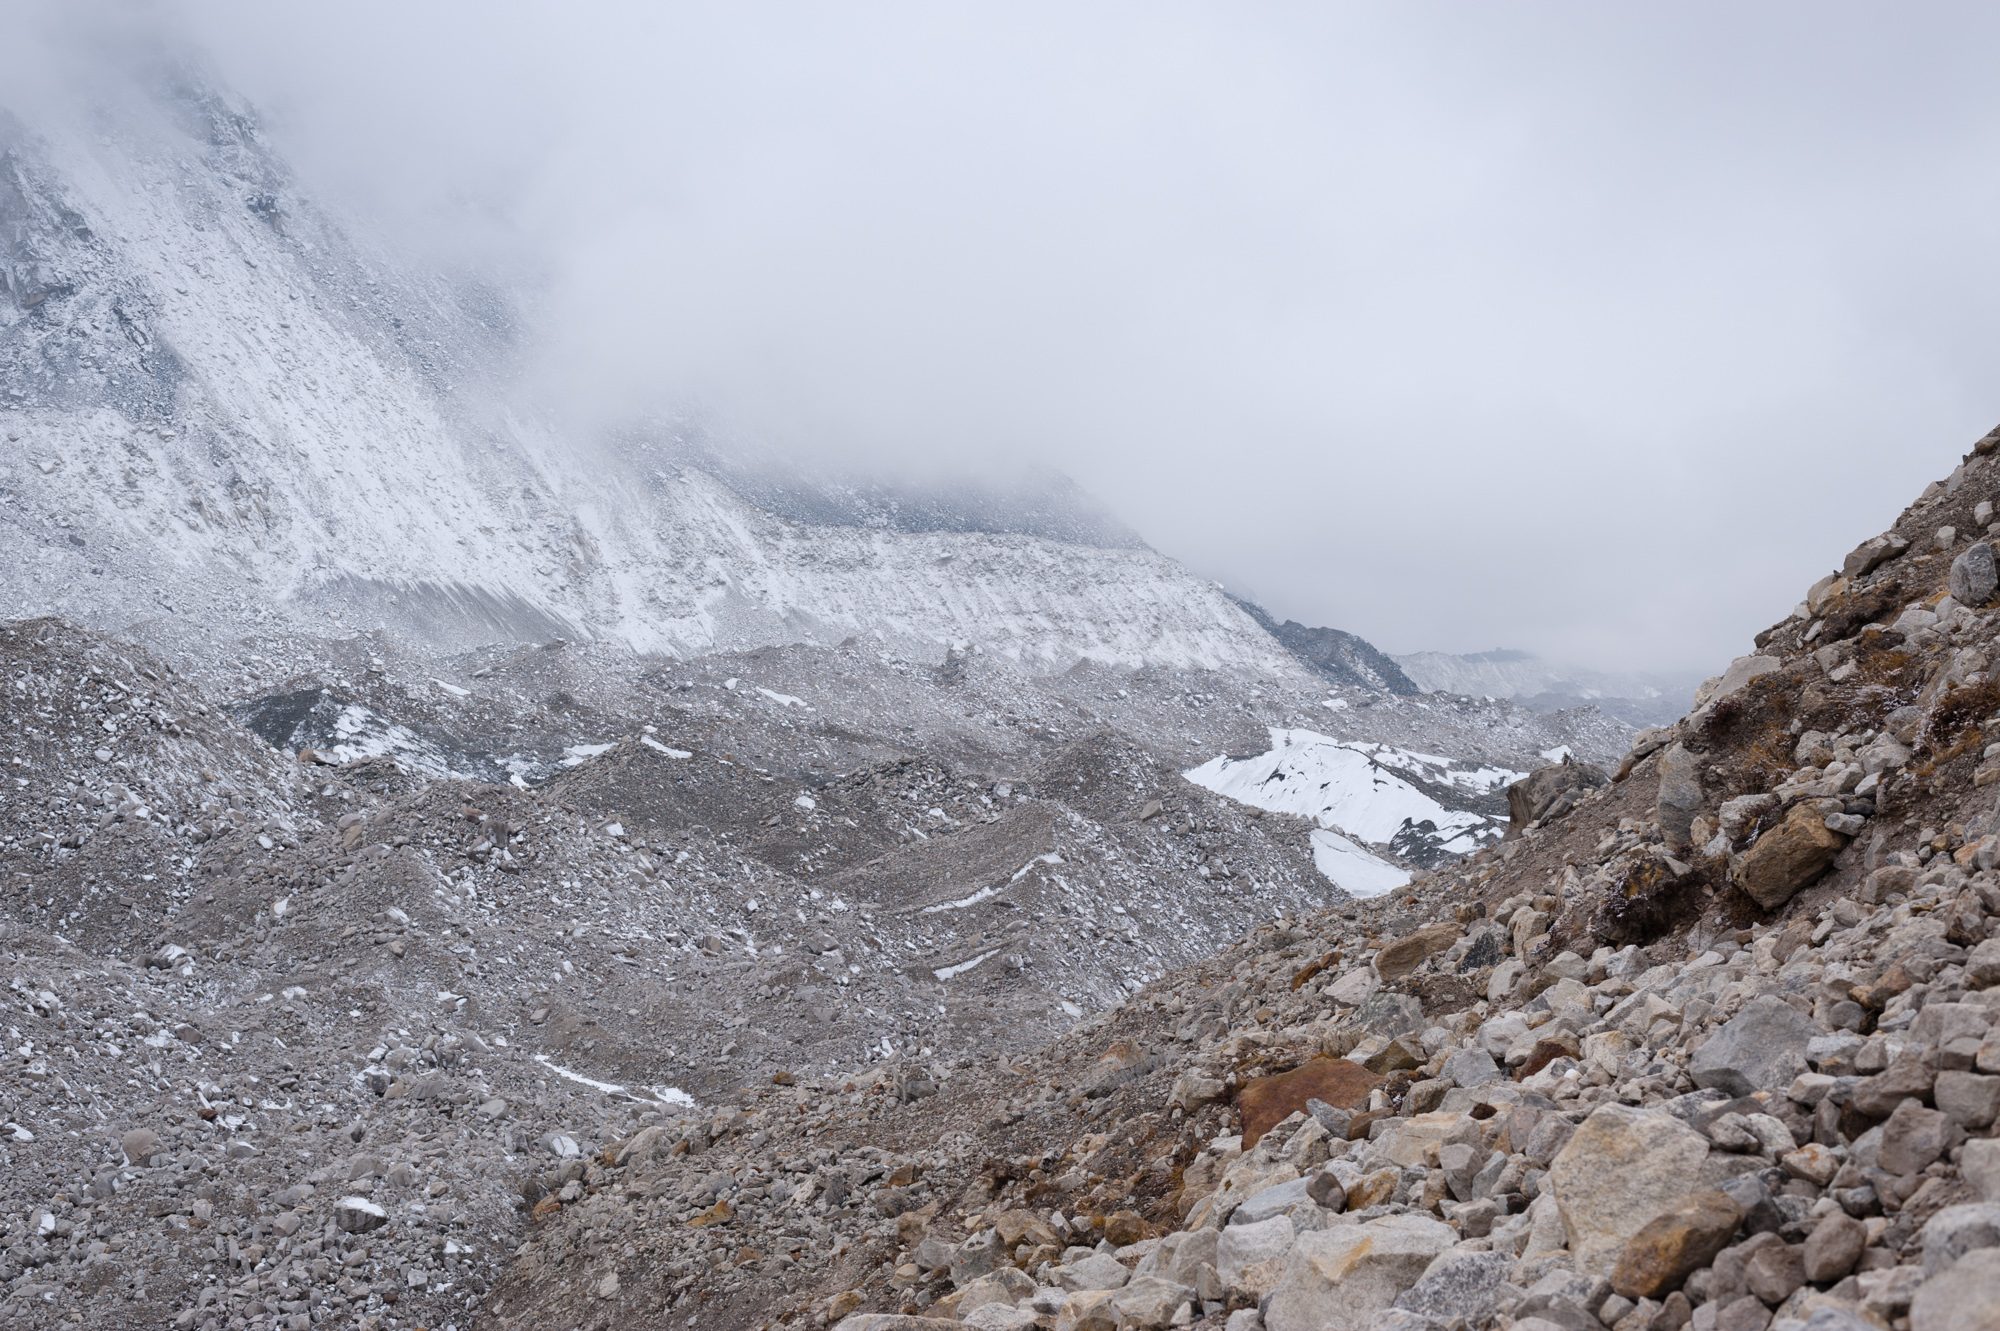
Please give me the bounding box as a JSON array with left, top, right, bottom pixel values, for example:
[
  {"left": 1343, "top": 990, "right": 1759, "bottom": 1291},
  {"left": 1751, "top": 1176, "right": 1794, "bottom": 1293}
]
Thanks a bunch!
[
  {"left": 449, "top": 431, "right": 2000, "bottom": 1331},
  {"left": 9, "top": 439, "right": 2000, "bottom": 1331}
]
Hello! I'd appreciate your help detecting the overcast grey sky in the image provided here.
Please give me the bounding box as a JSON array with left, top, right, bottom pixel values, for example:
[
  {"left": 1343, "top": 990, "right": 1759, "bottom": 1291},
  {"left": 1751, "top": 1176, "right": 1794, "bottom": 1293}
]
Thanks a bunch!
[{"left": 23, "top": 1, "right": 2000, "bottom": 674}]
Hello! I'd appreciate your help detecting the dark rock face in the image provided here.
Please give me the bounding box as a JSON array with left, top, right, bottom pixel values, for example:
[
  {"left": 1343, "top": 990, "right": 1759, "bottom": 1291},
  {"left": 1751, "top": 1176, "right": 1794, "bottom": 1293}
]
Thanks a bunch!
[
  {"left": 1231, "top": 597, "right": 1421, "bottom": 696},
  {"left": 1505, "top": 757, "right": 1609, "bottom": 834}
]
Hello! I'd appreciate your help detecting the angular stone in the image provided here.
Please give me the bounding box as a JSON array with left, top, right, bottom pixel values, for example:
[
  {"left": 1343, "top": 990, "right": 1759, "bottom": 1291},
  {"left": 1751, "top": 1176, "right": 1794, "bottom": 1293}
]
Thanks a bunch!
[
  {"left": 1442, "top": 1047, "right": 1503, "bottom": 1089},
  {"left": 1851, "top": 1050, "right": 1938, "bottom": 1117},
  {"left": 993, "top": 1209, "right": 1061, "bottom": 1249},
  {"left": 1508, "top": 758, "right": 1610, "bottom": 832},
  {"left": 1964, "top": 1138, "right": 2000, "bottom": 1202},
  {"left": 1052, "top": 1292, "right": 1119, "bottom": 1331},
  {"left": 1949, "top": 542, "right": 1998, "bottom": 606},
  {"left": 1733, "top": 804, "right": 1847, "bottom": 910},
  {"left": 957, "top": 1269, "right": 1036, "bottom": 1314},
  {"left": 1051, "top": 1252, "right": 1130, "bottom": 1292},
  {"left": 1842, "top": 533, "right": 1908, "bottom": 580},
  {"left": 1743, "top": 1239, "right": 1805, "bottom": 1305},
  {"left": 1967, "top": 938, "right": 2000, "bottom": 989},
  {"left": 1230, "top": 1177, "right": 1312, "bottom": 1227},
  {"left": 1909, "top": 1247, "right": 2000, "bottom": 1331},
  {"left": 120, "top": 1128, "right": 162, "bottom": 1167},
  {"left": 1878, "top": 1100, "right": 1952, "bottom": 1176},
  {"left": 1264, "top": 1214, "right": 1457, "bottom": 1331},
  {"left": 1919, "top": 1203, "right": 2000, "bottom": 1275},
  {"left": 1691, "top": 996, "right": 1821, "bottom": 1098},
  {"left": 1216, "top": 1214, "right": 1294, "bottom": 1301},
  {"left": 1656, "top": 744, "right": 1704, "bottom": 854},
  {"left": 1375, "top": 923, "right": 1460, "bottom": 981},
  {"left": 333, "top": 1196, "right": 388, "bottom": 1234},
  {"left": 949, "top": 1230, "right": 1004, "bottom": 1284},
  {"left": 1393, "top": 1249, "right": 1515, "bottom": 1321},
  {"left": 1108, "top": 1276, "right": 1194, "bottom": 1329},
  {"left": 1803, "top": 1212, "right": 1867, "bottom": 1284},
  {"left": 1610, "top": 1189, "right": 1743, "bottom": 1299},
  {"left": 1934, "top": 1072, "right": 2000, "bottom": 1129},
  {"left": 1548, "top": 1103, "right": 1715, "bottom": 1268},
  {"left": 963, "top": 1309, "right": 1037, "bottom": 1331},
  {"left": 1236, "top": 1057, "right": 1381, "bottom": 1149}
]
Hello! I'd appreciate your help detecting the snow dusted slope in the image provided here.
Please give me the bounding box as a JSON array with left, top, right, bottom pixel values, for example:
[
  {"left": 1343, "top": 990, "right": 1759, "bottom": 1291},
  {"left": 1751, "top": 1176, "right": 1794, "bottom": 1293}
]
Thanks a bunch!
[
  {"left": 0, "top": 75, "right": 1299, "bottom": 678},
  {"left": 1184, "top": 727, "right": 1522, "bottom": 896}
]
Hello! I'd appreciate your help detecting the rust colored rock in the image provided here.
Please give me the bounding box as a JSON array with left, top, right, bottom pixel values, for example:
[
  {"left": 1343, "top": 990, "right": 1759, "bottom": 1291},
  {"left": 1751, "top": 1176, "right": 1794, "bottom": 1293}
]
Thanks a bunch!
[
  {"left": 1374, "top": 924, "right": 1460, "bottom": 983},
  {"left": 1610, "top": 1190, "right": 1744, "bottom": 1299},
  {"left": 1236, "top": 1057, "right": 1381, "bottom": 1149},
  {"left": 1101, "top": 1210, "right": 1148, "bottom": 1246},
  {"left": 1733, "top": 803, "right": 1847, "bottom": 910},
  {"left": 1291, "top": 950, "right": 1341, "bottom": 990}
]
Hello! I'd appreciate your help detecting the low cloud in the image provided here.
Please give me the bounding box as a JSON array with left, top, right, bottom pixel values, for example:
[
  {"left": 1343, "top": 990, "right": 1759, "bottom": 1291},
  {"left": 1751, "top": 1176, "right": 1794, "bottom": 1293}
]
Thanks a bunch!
[{"left": 17, "top": 0, "right": 2000, "bottom": 672}]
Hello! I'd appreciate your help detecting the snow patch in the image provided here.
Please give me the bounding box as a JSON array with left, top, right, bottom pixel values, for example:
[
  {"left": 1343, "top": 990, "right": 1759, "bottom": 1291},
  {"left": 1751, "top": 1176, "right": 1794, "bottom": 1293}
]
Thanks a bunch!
[
  {"left": 1310, "top": 828, "right": 1410, "bottom": 898},
  {"left": 757, "top": 687, "right": 808, "bottom": 708},
  {"left": 1185, "top": 727, "right": 1513, "bottom": 892},
  {"left": 933, "top": 949, "right": 998, "bottom": 981}
]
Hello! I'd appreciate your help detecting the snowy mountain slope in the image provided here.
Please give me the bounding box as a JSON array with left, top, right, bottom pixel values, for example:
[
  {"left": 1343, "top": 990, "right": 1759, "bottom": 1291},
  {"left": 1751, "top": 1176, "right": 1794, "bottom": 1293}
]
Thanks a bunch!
[
  {"left": 0, "top": 75, "right": 1301, "bottom": 680},
  {"left": 1183, "top": 725, "right": 1522, "bottom": 895}
]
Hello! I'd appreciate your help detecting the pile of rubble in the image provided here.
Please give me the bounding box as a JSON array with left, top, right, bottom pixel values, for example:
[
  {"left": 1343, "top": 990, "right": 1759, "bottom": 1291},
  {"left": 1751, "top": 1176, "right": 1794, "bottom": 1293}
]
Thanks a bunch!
[{"left": 484, "top": 429, "right": 2000, "bottom": 1331}]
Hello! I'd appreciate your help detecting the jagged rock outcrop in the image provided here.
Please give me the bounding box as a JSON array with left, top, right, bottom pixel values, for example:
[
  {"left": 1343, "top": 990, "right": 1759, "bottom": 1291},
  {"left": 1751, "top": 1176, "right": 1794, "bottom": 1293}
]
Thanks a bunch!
[{"left": 1506, "top": 756, "right": 1610, "bottom": 835}]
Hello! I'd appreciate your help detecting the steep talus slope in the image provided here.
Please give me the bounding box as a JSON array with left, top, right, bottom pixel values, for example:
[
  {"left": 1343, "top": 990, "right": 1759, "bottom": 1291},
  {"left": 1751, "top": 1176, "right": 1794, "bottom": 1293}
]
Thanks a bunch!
[{"left": 482, "top": 427, "right": 2000, "bottom": 1331}]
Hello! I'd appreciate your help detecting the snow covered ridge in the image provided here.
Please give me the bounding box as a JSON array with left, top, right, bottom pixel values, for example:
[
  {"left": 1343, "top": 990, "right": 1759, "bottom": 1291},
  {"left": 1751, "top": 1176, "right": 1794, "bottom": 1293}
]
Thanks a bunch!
[
  {"left": 1183, "top": 727, "right": 1521, "bottom": 898},
  {"left": 0, "top": 79, "right": 1302, "bottom": 680}
]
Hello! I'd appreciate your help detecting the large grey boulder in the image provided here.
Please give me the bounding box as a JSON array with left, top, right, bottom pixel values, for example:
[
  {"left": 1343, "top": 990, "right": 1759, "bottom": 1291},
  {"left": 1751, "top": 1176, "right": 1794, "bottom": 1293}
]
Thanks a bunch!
[
  {"left": 1655, "top": 743, "right": 1704, "bottom": 854},
  {"left": 1217, "top": 1214, "right": 1295, "bottom": 1301},
  {"left": 1949, "top": 541, "right": 1998, "bottom": 606},
  {"left": 1842, "top": 532, "right": 1908, "bottom": 579},
  {"left": 1920, "top": 1203, "right": 2000, "bottom": 1275},
  {"left": 1393, "top": 1249, "right": 1516, "bottom": 1322},
  {"left": 1690, "top": 996, "right": 1821, "bottom": 1097},
  {"left": 1263, "top": 1214, "right": 1456, "bottom": 1331},
  {"left": 1506, "top": 758, "right": 1609, "bottom": 834},
  {"left": 1910, "top": 1248, "right": 2000, "bottom": 1331},
  {"left": 1547, "top": 1103, "right": 1714, "bottom": 1268}
]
